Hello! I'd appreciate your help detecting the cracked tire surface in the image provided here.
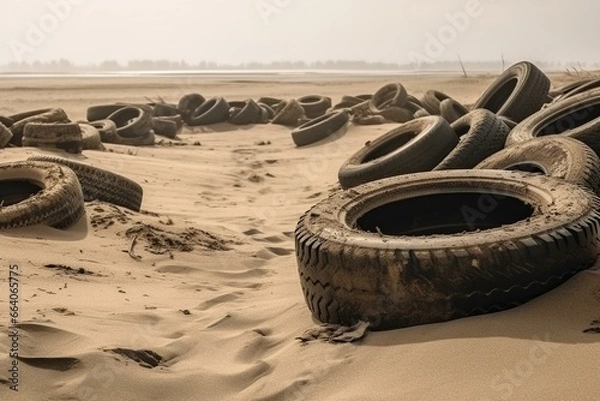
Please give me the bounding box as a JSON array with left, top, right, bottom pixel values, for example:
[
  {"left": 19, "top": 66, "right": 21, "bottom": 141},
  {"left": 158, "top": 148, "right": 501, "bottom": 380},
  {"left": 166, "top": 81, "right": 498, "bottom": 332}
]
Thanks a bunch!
[
  {"left": 295, "top": 169, "right": 600, "bottom": 330},
  {"left": 0, "top": 161, "right": 85, "bottom": 230},
  {"left": 27, "top": 155, "right": 144, "bottom": 212}
]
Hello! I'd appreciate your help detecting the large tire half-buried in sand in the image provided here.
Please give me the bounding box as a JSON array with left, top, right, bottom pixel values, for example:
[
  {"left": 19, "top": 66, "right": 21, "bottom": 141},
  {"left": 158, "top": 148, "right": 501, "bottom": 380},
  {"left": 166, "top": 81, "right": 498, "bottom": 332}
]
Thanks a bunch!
[
  {"left": 295, "top": 169, "right": 600, "bottom": 330},
  {"left": 0, "top": 161, "right": 85, "bottom": 230}
]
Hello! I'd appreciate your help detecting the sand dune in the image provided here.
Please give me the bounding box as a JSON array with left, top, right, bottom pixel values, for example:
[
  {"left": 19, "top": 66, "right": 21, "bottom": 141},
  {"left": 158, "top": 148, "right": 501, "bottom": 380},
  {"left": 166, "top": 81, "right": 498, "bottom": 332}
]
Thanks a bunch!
[{"left": 1, "top": 73, "right": 600, "bottom": 401}]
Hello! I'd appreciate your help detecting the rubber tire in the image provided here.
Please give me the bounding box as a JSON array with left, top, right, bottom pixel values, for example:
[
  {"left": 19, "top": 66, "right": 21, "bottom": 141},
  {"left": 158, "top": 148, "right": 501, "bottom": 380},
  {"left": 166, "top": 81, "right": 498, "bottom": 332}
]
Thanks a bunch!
[
  {"left": 378, "top": 107, "right": 413, "bottom": 123},
  {"left": 0, "top": 116, "right": 14, "bottom": 127},
  {"left": 506, "top": 87, "right": 600, "bottom": 155},
  {"left": 333, "top": 95, "right": 365, "bottom": 110},
  {"left": 554, "top": 78, "right": 600, "bottom": 104},
  {"left": 22, "top": 122, "right": 83, "bottom": 154},
  {"left": 440, "top": 98, "right": 469, "bottom": 123},
  {"left": 86, "top": 105, "right": 127, "bottom": 122},
  {"left": 9, "top": 108, "right": 53, "bottom": 122},
  {"left": 298, "top": 95, "right": 333, "bottom": 119},
  {"left": 184, "top": 97, "right": 229, "bottom": 126},
  {"left": 152, "top": 117, "right": 180, "bottom": 139},
  {"left": 257, "top": 103, "right": 275, "bottom": 123},
  {"left": 338, "top": 116, "right": 458, "bottom": 189},
  {"left": 0, "top": 161, "right": 85, "bottom": 229},
  {"left": 0, "top": 122, "right": 13, "bottom": 148},
  {"left": 371, "top": 83, "right": 408, "bottom": 112},
  {"left": 291, "top": 110, "right": 349, "bottom": 147},
  {"left": 476, "top": 136, "right": 600, "bottom": 196},
  {"left": 271, "top": 99, "right": 306, "bottom": 127},
  {"left": 257, "top": 97, "right": 283, "bottom": 110},
  {"left": 118, "top": 130, "right": 156, "bottom": 146},
  {"left": 548, "top": 79, "right": 594, "bottom": 98},
  {"left": 153, "top": 103, "right": 179, "bottom": 117},
  {"left": 9, "top": 108, "right": 70, "bottom": 146},
  {"left": 353, "top": 115, "right": 386, "bottom": 126},
  {"left": 177, "top": 94, "right": 206, "bottom": 117},
  {"left": 473, "top": 61, "right": 551, "bottom": 123},
  {"left": 295, "top": 169, "right": 600, "bottom": 330},
  {"left": 79, "top": 123, "right": 103, "bottom": 150},
  {"left": 434, "top": 110, "right": 510, "bottom": 170},
  {"left": 27, "top": 155, "right": 144, "bottom": 212},
  {"left": 89, "top": 120, "right": 119, "bottom": 143},
  {"left": 421, "top": 90, "right": 451, "bottom": 115},
  {"left": 106, "top": 107, "right": 152, "bottom": 138},
  {"left": 228, "top": 99, "right": 262, "bottom": 125}
]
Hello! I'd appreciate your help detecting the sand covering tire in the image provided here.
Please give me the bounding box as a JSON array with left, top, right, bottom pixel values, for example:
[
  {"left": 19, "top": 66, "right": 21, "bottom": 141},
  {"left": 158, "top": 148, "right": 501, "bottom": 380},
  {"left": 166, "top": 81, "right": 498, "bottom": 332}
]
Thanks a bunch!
[
  {"left": 338, "top": 116, "right": 457, "bottom": 188},
  {"left": 152, "top": 117, "right": 181, "bottom": 139},
  {"left": 295, "top": 169, "right": 600, "bottom": 330},
  {"left": 27, "top": 155, "right": 144, "bottom": 212},
  {"left": 434, "top": 109, "right": 510, "bottom": 170},
  {"left": 291, "top": 110, "right": 349, "bottom": 147},
  {"left": 9, "top": 108, "right": 70, "bottom": 146},
  {"left": 89, "top": 120, "right": 118, "bottom": 143},
  {"left": 79, "top": 123, "right": 103, "bottom": 150},
  {"left": 473, "top": 61, "right": 551, "bottom": 123},
  {"left": 178, "top": 94, "right": 206, "bottom": 117},
  {"left": 0, "top": 161, "right": 85, "bottom": 230},
  {"left": 506, "top": 87, "right": 600, "bottom": 155},
  {"left": 271, "top": 99, "right": 306, "bottom": 127},
  {"left": 22, "top": 122, "right": 83, "bottom": 154},
  {"left": 476, "top": 136, "right": 600, "bottom": 196}
]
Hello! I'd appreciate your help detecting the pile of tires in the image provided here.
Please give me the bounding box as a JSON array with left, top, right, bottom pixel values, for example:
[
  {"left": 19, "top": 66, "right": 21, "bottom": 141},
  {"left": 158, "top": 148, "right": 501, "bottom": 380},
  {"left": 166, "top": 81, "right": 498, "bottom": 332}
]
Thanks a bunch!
[{"left": 295, "top": 61, "right": 600, "bottom": 331}]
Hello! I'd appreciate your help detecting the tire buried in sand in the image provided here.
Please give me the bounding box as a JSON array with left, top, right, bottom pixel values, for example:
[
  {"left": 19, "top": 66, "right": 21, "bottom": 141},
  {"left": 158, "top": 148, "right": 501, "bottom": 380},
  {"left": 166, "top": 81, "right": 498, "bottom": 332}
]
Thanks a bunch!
[
  {"left": 338, "top": 116, "right": 458, "bottom": 189},
  {"left": 295, "top": 169, "right": 600, "bottom": 329},
  {"left": 0, "top": 161, "right": 85, "bottom": 230},
  {"left": 184, "top": 97, "right": 230, "bottom": 126},
  {"left": 27, "top": 155, "right": 144, "bottom": 212},
  {"left": 22, "top": 122, "right": 83, "bottom": 154}
]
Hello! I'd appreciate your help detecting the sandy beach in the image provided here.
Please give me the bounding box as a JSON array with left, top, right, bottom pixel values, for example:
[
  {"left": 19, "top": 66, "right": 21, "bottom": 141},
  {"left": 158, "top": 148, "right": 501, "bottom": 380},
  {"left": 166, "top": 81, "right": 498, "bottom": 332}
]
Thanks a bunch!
[{"left": 0, "top": 72, "right": 599, "bottom": 401}]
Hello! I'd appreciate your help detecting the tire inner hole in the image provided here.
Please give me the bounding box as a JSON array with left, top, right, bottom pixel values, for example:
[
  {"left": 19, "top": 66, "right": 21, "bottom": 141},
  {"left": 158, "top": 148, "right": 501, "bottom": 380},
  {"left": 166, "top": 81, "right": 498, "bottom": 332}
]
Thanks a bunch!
[
  {"left": 484, "top": 77, "right": 518, "bottom": 113},
  {"left": 541, "top": 103, "right": 600, "bottom": 135},
  {"left": 356, "top": 192, "right": 533, "bottom": 236},
  {"left": 0, "top": 180, "right": 43, "bottom": 206},
  {"left": 362, "top": 131, "right": 418, "bottom": 162}
]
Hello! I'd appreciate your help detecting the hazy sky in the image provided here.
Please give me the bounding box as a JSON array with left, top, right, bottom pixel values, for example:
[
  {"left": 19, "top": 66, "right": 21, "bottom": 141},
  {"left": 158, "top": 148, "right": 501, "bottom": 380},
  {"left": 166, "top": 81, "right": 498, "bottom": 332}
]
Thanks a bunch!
[{"left": 2, "top": 0, "right": 599, "bottom": 65}]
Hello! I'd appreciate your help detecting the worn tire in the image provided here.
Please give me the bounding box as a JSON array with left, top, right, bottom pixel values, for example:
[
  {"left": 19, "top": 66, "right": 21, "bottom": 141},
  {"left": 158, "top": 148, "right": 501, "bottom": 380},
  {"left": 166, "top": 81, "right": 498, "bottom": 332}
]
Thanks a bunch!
[
  {"left": 153, "top": 103, "right": 179, "bottom": 117},
  {"left": 152, "top": 117, "right": 180, "bottom": 139},
  {"left": 434, "top": 110, "right": 510, "bottom": 170},
  {"left": 118, "top": 130, "right": 156, "bottom": 146},
  {"left": 22, "top": 122, "right": 83, "bottom": 154},
  {"left": 0, "top": 116, "right": 14, "bottom": 127},
  {"left": 9, "top": 108, "right": 53, "bottom": 122},
  {"left": 506, "top": 87, "right": 600, "bottom": 155},
  {"left": 473, "top": 61, "right": 551, "bottom": 122},
  {"left": 86, "top": 105, "right": 126, "bottom": 122},
  {"left": 184, "top": 97, "right": 229, "bottom": 126},
  {"left": 298, "top": 96, "right": 333, "bottom": 119},
  {"left": 548, "top": 79, "right": 594, "bottom": 98},
  {"left": 271, "top": 99, "right": 306, "bottom": 127},
  {"left": 296, "top": 169, "right": 600, "bottom": 329},
  {"left": 353, "top": 115, "right": 386, "bottom": 126},
  {"left": 371, "top": 83, "right": 408, "bottom": 113},
  {"left": 0, "top": 122, "right": 13, "bottom": 148},
  {"left": 89, "top": 120, "right": 118, "bottom": 143},
  {"left": 338, "top": 116, "right": 458, "bottom": 188},
  {"left": 476, "top": 136, "right": 600, "bottom": 196},
  {"left": 440, "top": 98, "right": 469, "bottom": 123},
  {"left": 9, "top": 108, "right": 70, "bottom": 146},
  {"left": 106, "top": 107, "right": 152, "bottom": 138},
  {"left": 27, "top": 155, "right": 144, "bottom": 212},
  {"left": 177, "top": 94, "right": 205, "bottom": 117},
  {"left": 378, "top": 107, "right": 413, "bottom": 123},
  {"left": 291, "top": 110, "right": 349, "bottom": 147},
  {"left": 79, "top": 123, "right": 103, "bottom": 150},
  {"left": 333, "top": 95, "right": 366, "bottom": 110},
  {"left": 257, "top": 103, "right": 275, "bottom": 123},
  {"left": 0, "top": 161, "right": 85, "bottom": 229},
  {"left": 421, "top": 90, "right": 451, "bottom": 115},
  {"left": 228, "top": 99, "right": 262, "bottom": 125}
]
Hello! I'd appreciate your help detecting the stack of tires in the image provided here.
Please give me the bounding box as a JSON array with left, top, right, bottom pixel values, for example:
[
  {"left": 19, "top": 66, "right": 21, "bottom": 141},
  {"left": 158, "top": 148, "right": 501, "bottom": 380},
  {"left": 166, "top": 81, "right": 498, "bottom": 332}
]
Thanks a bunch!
[{"left": 295, "top": 61, "right": 600, "bottom": 331}]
